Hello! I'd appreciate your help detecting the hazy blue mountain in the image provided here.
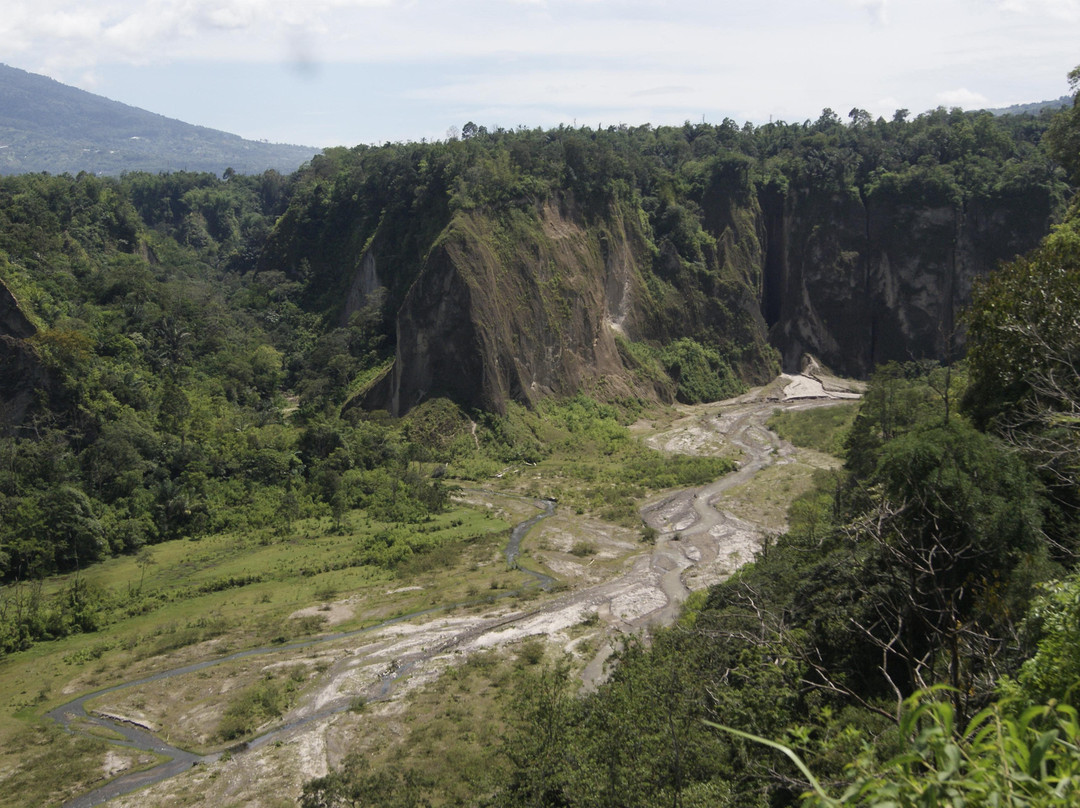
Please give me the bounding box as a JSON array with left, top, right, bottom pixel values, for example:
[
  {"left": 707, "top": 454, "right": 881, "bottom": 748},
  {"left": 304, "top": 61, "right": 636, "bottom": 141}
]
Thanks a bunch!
[
  {"left": 987, "top": 95, "right": 1072, "bottom": 116},
  {"left": 0, "top": 63, "right": 320, "bottom": 176}
]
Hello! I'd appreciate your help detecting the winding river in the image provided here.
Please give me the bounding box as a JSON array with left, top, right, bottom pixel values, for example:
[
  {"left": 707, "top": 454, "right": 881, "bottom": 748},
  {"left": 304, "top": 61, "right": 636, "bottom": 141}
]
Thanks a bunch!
[
  {"left": 48, "top": 497, "right": 561, "bottom": 808},
  {"left": 47, "top": 376, "right": 854, "bottom": 807}
]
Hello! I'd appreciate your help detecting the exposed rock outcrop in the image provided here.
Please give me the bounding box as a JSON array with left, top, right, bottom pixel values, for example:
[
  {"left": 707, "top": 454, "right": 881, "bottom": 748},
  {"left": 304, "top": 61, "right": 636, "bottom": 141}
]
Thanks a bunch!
[
  {"left": 340, "top": 243, "right": 387, "bottom": 326},
  {"left": 0, "top": 278, "right": 46, "bottom": 431},
  {"left": 266, "top": 149, "right": 1060, "bottom": 417},
  {"left": 762, "top": 183, "right": 1058, "bottom": 376},
  {"left": 354, "top": 179, "right": 1055, "bottom": 415},
  {"left": 376, "top": 200, "right": 665, "bottom": 415}
]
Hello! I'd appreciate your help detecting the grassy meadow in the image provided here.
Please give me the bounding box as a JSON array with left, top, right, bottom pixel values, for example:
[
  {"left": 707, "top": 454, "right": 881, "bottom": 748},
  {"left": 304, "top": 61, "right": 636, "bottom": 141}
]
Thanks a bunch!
[{"left": 0, "top": 501, "right": 523, "bottom": 807}]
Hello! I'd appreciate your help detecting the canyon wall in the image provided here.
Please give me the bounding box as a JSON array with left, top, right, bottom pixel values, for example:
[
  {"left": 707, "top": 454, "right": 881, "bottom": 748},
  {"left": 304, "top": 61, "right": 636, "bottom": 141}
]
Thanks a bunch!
[
  {"left": 353, "top": 184, "right": 1054, "bottom": 415},
  {"left": 258, "top": 138, "right": 1064, "bottom": 416},
  {"left": 763, "top": 179, "right": 1059, "bottom": 376},
  {"left": 0, "top": 278, "right": 46, "bottom": 431}
]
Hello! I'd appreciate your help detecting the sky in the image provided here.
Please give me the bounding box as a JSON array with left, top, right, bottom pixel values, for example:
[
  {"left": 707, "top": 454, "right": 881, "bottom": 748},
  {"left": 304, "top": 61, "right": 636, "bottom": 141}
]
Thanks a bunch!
[{"left": 2, "top": 0, "right": 1079, "bottom": 148}]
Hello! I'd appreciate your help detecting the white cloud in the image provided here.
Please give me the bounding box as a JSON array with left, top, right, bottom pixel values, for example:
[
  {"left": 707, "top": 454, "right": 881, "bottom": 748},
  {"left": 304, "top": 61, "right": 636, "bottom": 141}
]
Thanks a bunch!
[
  {"left": 998, "top": 0, "right": 1080, "bottom": 21},
  {"left": 34, "top": 10, "right": 105, "bottom": 39},
  {"left": 9, "top": 0, "right": 1072, "bottom": 78},
  {"left": 848, "top": 0, "right": 889, "bottom": 23},
  {"left": 77, "top": 70, "right": 103, "bottom": 91},
  {"left": 4, "top": 0, "right": 1077, "bottom": 145},
  {"left": 874, "top": 96, "right": 905, "bottom": 116},
  {"left": 6, "top": 0, "right": 398, "bottom": 67},
  {"left": 935, "top": 88, "right": 992, "bottom": 109},
  {"left": 406, "top": 69, "right": 711, "bottom": 111}
]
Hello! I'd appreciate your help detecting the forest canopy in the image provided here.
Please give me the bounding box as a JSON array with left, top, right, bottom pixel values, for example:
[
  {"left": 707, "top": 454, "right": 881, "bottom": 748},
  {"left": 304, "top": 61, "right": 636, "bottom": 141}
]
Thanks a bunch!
[
  {"left": 0, "top": 97, "right": 1072, "bottom": 634},
  {"left": 1, "top": 81, "right": 1079, "bottom": 807}
]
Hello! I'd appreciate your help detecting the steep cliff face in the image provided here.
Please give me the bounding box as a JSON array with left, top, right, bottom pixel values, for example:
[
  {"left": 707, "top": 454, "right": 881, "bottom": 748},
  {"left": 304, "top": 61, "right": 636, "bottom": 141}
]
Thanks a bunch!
[
  {"left": 694, "top": 160, "right": 775, "bottom": 381},
  {"left": 0, "top": 278, "right": 46, "bottom": 430},
  {"left": 359, "top": 180, "right": 1055, "bottom": 416},
  {"left": 340, "top": 242, "right": 387, "bottom": 325},
  {"left": 260, "top": 125, "right": 1066, "bottom": 417},
  {"left": 342, "top": 176, "right": 1059, "bottom": 415},
  {"left": 374, "top": 199, "right": 666, "bottom": 415},
  {"left": 763, "top": 182, "right": 1058, "bottom": 376}
]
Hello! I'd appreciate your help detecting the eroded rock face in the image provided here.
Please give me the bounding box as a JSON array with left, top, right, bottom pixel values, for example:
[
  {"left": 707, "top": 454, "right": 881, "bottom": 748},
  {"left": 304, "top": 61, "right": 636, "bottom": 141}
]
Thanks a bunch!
[
  {"left": 0, "top": 279, "right": 46, "bottom": 430},
  {"left": 340, "top": 245, "right": 386, "bottom": 327},
  {"left": 762, "top": 184, "right": 1057, "bottom": 376},
  {"left": 383, "top": 201, "right": 657, "bottom": 415},
  {"left": 389, "top": 247, "right": 486, "bottom": 413},
  {"left": 345, "top": 178, "right": 1056, "bottom": 416}
]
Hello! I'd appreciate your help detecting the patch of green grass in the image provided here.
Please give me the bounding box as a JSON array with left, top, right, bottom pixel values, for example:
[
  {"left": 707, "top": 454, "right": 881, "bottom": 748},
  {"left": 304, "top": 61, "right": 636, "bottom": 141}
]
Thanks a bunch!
[
  {"left": 677, "top": 589, "right": 710, "bottom": 629},
  {"left": 11, "top": 504, "right": 513, "bottom": 664},
  {"left": 73, "top": 721, "right": 128, "bottom": 741},
  {"left": 449, "top": 395, "right": 734, "bottom": 526},
  {"left": 767, "top": 402, "right": 857, "bottom": 456},
  {"left": 569, "top": 541, "right": 596, "bottom": 557},
  {"left": 0, "top": 722, "right": 117, "bottom": 808},
  {"left": 466, "top": 397, "right": 734, "bottom": 525},
  {"left": 0, "top": 500, "right": 519, "bottom": 799},
  {"left": 718, "top": 457, "right": 833, "bottom": 533},
  {"left": 217, "top": 679, "right": 287, "bottom": 741},
  {"left": 515, "top": 639, "right": 546, "bottom": 667},
  {"left": 143, "top": 616, "right": 232, "bottom": 658},
  {"left": 353, "top": 648, "right": 524, "bottom": 805}
]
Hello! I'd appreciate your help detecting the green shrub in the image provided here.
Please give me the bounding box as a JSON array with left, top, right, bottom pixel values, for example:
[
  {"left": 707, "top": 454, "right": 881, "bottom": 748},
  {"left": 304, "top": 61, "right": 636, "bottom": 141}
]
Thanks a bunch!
[
  {"left": 659, "top": 338, "right": 745, "bottom": 404},
  {"left": 1002, "top": 572, "right": 1080, "bottom": 709},
  {"left": 711, "top": 689, "right": 1080, "bottom": 808},
  {"left": 218, "top": 681, "right": 285, "bottom": 741}
]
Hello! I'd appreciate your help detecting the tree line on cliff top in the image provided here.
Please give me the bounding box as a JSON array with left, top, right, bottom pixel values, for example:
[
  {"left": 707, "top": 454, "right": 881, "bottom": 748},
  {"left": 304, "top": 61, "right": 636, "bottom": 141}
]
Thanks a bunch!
[{"left": 0, "top": 91, "right": 1074, "bottom": 660}]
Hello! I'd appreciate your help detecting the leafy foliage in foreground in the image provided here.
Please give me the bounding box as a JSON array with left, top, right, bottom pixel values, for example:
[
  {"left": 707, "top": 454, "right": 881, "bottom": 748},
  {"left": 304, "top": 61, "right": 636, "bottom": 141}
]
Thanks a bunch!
[
  {"left": 707, "top": 689, "right": 1080, "bottom": 808},
  {"left": 793, "top": 691, "right": 1080, "bottom": 807}
]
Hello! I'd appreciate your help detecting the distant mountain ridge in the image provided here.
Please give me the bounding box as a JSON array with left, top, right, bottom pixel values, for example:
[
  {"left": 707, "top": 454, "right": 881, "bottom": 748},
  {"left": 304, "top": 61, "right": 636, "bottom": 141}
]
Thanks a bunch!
[
  {"left": 0, "top": 63, "right": 320, "bottom": 176},
  {"left": 988, "top": 96, "right": 1072, "bottom": 116}
]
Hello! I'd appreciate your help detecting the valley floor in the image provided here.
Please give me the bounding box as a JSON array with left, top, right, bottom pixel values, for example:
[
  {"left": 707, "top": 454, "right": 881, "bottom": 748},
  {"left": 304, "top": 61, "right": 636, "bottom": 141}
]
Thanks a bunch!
[{"left": 43, "top": 374, "right": 859, "bottom": 808}]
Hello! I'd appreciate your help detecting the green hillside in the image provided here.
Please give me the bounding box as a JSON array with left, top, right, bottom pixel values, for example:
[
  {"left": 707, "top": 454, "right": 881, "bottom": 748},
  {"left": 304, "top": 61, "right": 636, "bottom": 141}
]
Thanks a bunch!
[{"left": 0, "top": 63, "right": 1079, "bottom": 807}]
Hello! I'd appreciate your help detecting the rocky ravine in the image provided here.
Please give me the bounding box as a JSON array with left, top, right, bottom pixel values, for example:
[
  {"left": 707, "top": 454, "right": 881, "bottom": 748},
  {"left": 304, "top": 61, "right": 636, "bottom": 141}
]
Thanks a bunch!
[{"left": 52, "top": 375, "right": 858, "bottom": 808}]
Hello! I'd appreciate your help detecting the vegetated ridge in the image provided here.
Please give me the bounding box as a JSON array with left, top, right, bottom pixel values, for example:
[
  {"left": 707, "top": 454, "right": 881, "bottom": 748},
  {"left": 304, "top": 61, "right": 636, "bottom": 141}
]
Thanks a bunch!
[
  {"left": 0, "top": 101, "right": 1073, "bottom": 441},
  {"left": 988, "top": 95, "right": 1072, "bottom": 116},
  {"left": 0, "top": 63, "right": 320, "bottom": 176},
  {"left": 2, "top": 65, "right": 1080, "bottom": 808},
  {"left": 260, "top": 107, "right": 1069, "bottom": 416}
]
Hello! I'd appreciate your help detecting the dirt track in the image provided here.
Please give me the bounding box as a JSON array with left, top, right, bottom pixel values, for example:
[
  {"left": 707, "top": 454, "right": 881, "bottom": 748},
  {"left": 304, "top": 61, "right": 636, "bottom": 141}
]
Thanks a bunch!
[{"left": 55, "top": 375, "right": 858, "bottom": 807}]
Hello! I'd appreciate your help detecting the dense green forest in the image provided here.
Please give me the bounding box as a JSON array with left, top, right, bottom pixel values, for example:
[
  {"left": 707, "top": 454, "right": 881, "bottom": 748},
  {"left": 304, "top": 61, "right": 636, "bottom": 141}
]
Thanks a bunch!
[
  {"left": 0, "top": 95, "right": 1062, "bottom": 586},
  {"left": 1, "top": 70, "right": 1079, "bottom": 805}
]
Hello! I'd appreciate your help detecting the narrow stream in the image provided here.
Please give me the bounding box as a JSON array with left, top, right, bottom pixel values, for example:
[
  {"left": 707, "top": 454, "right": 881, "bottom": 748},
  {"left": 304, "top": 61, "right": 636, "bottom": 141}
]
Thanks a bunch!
[
  {"left": 49, "top": 496, "right": 557, "bottom": 808},
  {"left": 46, "top": 388, "right": 850, "bottom": 807},
  {"left": 505, "top": 498, "right": 557, "bottom": 589}
]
